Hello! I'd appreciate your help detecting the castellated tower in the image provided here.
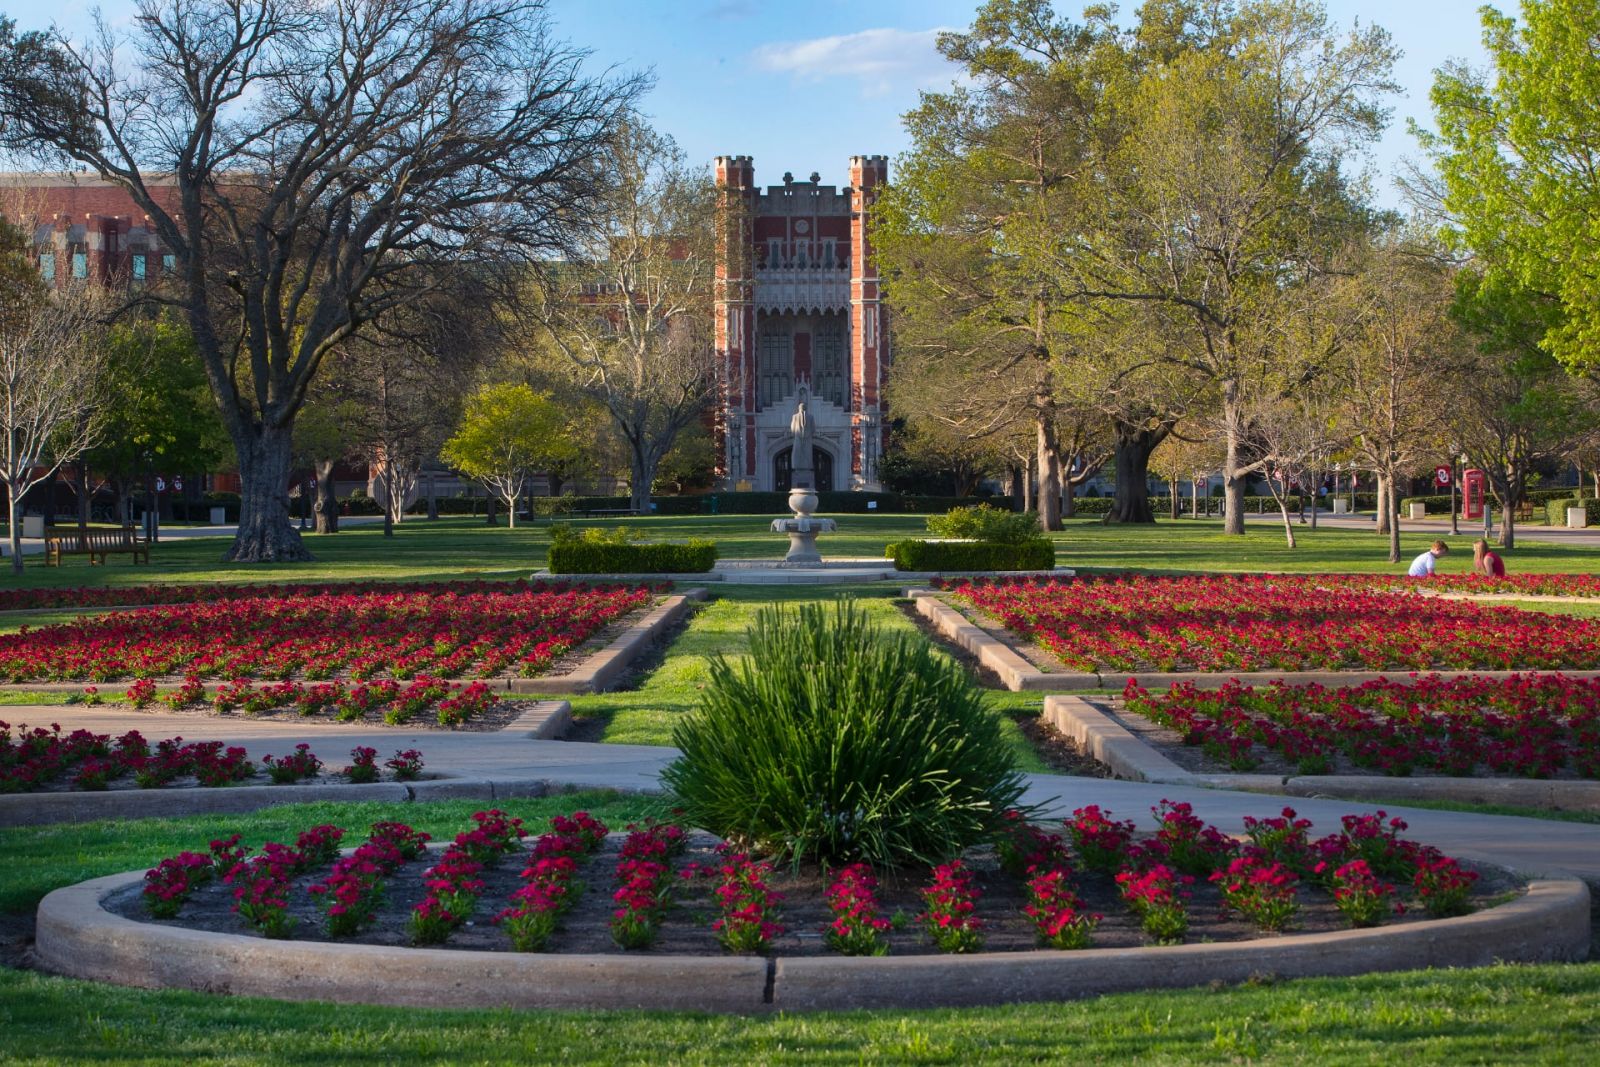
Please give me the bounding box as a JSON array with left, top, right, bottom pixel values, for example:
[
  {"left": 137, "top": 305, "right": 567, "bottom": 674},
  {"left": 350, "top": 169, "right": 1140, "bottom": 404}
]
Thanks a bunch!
[{"left": 712, "top": 156, "right": 889, "bottom": 492}]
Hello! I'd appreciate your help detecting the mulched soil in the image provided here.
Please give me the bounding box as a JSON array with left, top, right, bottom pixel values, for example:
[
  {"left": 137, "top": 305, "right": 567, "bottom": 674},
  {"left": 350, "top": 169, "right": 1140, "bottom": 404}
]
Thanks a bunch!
[
  {"left": 108, "top": 829, "right": 1522, "bottom": 958},
  {"left": 1013, "top": 716, "right": 1114, "bottom": 778},
  {"left": 899, "top": 598, "right": 1070, "bottom": 681},
  {"left": 1100, "top": 697, "right": 1599, "bottom": 781}
]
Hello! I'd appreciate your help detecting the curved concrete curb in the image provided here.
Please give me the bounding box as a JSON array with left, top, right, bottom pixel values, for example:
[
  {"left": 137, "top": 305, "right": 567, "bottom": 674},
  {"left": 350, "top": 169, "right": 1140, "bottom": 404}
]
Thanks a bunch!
[
  {"left": 35, "top": 870, "right": 1588, "bottom": 1013},
  {"left": 1045, "top": 695, "right": 1600, "bottom": 811},
  {"left": 0, "top": 776, "right": 557, "bottom": 828},
  {"left": 921, "top": 594, "right": 1600, "bottom": 693}
]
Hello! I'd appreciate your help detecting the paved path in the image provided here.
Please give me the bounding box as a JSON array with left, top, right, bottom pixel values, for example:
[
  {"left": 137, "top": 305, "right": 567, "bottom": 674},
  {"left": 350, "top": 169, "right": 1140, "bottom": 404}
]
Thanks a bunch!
[
  {"left": 21, "top": 705, "right": 1600, "bottom": 883},
  {"left": 1242, "top": 509, "right": 1600, "bottom": 550}
]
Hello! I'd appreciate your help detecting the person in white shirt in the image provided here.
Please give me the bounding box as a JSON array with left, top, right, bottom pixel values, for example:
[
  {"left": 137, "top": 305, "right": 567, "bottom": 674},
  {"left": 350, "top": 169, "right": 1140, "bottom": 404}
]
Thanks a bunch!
[{"left": 1407, "top": 540, "right": 1449, "bottom": 577}]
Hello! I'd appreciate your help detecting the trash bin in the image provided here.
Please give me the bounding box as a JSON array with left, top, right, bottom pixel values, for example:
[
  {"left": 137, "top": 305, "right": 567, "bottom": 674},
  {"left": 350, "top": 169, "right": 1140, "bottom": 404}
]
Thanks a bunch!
[
  {"left": 1569, "top": 506, "right": 1589, "bottom": 530},
  {"left": 1408, "top": 503, "right": 1427, "bottom": 520},
  {"left": 210, "top": 506, "right": 227, "bottom": 525},
  {"left": 1331, "top": 499, "right": 1349, "bottom": 515},
  {"left": 21, "top": 515, "right": 43, "bottom": 539}
]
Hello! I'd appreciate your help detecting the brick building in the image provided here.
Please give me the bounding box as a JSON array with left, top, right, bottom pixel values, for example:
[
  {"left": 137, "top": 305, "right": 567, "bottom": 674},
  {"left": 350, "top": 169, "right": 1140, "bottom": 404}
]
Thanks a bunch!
[
  {"left": 1, "top": 173, "right": 180, "bottom": 290},
  {"left": 713, "top": 156, "right": 889, "bottom": 492}
]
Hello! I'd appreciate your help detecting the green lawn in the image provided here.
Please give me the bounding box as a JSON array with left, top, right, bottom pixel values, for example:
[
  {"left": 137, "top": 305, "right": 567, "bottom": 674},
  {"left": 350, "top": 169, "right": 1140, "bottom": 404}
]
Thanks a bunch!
[
  {"left": 570, "top": 585, "right": 1049, "bottom": 774},
  {"left": 3, "top": 795, "right": 1600, "bottom": 1064},
  {"left": 3, "top": 513, "right": 1595, "bottom": 591}
]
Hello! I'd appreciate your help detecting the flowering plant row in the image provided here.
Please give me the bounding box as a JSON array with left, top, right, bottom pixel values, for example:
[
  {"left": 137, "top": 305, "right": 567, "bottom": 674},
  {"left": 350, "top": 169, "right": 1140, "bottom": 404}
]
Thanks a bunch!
[
  {"left": 496, "top": 811, "right": 610, "bottom": 951},
  {"left": 0, "top": 578, "right": 669, "bottom": 613},
  {"left": 1123, "top": 674, "right": 1600, "bottom": 778},
  {"left": 135, "top": 805, "right": 1483, "bottom": 955},
  {"left": 946, "top": 575, "right": 1600, "bottom": 673},
  {"left": 0, "top": 722, "right": 425, "bottom": 792},
  {"left": 0, "top": 585, "right": 652, "bottom": 698},
  {"left": 1320, "top": 573, "right": 1600, "bottom": 599}
]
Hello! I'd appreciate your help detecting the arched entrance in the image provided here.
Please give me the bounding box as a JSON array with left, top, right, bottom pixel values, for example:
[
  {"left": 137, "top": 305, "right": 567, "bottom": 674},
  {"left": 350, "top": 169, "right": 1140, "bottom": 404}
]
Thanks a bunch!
[{"left": 774, "top": 446, "right": 834, "bottom": 493}]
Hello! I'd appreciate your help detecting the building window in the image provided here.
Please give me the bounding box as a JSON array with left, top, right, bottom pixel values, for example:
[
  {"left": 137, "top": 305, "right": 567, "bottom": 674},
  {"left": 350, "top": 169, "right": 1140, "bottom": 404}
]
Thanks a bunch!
[
  {"left": 163, "top": 254, "right": 176, "bottom": 273},
  {"left": 72, "top": 252, "right": 88, "bottom": 279},
  {"left": 757, "top": 320, "right": 793, "bottom": 409},
  {"left": 133, "top": 255, "right": 146, "bottom": 281},
  {"left": 813, "top": 316, "right": 848, "bottom": 408},
  {"left": 39, "top": 252, "right": 55, "bottom": 281},
  {"left": 822, "top": 239, "right": 836, "bottom": 267},
  {"left": 766, "top": 239, "right": 781, "bottom": 268}
]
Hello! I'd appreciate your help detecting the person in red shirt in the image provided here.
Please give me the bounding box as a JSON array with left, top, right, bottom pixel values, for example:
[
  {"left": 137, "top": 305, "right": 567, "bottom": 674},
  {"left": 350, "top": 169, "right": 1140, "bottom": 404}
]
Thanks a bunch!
[{"left": 1473, "top": 538, "right": 1506, "bottom": 578}]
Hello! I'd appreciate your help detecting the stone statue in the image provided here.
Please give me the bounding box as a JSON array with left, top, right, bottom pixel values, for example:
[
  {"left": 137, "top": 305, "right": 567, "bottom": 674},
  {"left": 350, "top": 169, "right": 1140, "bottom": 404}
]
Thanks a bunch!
[{"left": 789, "top": 386, "right": 815, "bottom": 490}]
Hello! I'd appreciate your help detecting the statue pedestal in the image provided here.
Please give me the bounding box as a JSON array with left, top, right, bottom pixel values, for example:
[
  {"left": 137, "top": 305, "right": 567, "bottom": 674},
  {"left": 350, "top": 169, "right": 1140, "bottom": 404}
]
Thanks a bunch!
[{"left": 771, "top": 486, "right": 836, "bottom": 563}]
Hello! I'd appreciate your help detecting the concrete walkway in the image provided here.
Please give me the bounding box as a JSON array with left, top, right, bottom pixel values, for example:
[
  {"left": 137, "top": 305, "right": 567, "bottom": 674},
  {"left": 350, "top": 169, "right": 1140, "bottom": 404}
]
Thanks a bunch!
[{"left": 20, "top": 704, "right": 1600, "bottom": 883}]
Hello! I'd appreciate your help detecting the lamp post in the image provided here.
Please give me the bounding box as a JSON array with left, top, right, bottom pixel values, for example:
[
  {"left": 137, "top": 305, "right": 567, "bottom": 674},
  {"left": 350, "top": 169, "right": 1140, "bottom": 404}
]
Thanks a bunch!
[
  {"left": 142, "top": 449, "right": 158, "bottom": 543},
  {"left": 1449, "top": 444, "right": 1461, "bottom": 536}
]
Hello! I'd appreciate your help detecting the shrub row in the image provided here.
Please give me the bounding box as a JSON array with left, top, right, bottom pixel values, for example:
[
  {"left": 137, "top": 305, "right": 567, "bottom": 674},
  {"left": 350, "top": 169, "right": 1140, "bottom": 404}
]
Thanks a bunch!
[
  {"left": 548, "top": 539, "right": 718, "bottom": 574},
  {"left": 1546, "top": 498, "right": 1600, "bottom": 526},
  {"left": 887, "top": 539, "right": 1056, "bottom": 572}
]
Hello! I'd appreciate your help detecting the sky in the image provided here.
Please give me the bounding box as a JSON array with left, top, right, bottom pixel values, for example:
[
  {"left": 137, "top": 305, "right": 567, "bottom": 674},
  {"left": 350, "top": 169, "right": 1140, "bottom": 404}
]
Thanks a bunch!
[{"left": 2, "top": 0, "right": 1495, "bottom": 207}]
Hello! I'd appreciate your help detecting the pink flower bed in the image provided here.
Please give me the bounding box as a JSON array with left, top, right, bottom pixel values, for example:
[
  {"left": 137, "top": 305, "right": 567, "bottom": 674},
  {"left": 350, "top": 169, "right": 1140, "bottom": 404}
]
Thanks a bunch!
[
  {"left": 944, "top": 574, "right": 1600, "bottom": 672},
  {"left": 1122, "top": 674, "right": 1600, "bottom": 778},
  {"left": 0, "top": 720, "right": 424, "bottom": 793},
  {"left": 0, "top": 578, "right": 669, "bottom": 613},
  {"left": 0, "top": 583, "right": 652, "bottom": 714},
  {"left": 133, "top": 805, "right": 1495, "bottom": 955}
]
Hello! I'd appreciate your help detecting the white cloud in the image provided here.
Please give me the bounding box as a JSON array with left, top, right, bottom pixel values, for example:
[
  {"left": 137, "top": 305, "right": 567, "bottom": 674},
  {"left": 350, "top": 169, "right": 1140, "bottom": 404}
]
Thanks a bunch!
[{"left": 752, "top": 27, "right": 958, "bottom": 97}]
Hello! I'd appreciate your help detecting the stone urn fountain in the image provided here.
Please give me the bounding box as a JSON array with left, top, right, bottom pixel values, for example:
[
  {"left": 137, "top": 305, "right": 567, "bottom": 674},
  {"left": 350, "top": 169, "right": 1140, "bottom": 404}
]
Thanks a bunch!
[{"left": 770, "top": 387, "right": 837, "bottom": 564}]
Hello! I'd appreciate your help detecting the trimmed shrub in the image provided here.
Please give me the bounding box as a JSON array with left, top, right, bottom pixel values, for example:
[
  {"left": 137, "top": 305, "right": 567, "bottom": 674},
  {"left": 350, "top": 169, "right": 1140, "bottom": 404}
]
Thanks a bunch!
[
  {"left": 888, "top": 538, "right": 1055, "bottom": 572},
  {"left": 1548, "top": 498, "right": 1599, "bottom": 526},
  {"left": 663, "top": 600, "right": 1026, "bottom": 867},
  {"left": 547, "top": 526, "right": 716, "bottom": 574},
  {"left": 925, "top": 503, "right": 1039, "bottom": 544}
]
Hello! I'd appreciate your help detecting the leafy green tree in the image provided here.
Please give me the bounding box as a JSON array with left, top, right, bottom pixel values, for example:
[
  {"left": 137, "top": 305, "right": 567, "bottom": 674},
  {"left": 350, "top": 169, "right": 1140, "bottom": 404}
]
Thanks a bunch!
[
  {"left": 441, "top": 383, "right": 578, "bottom": 527},
  {"left": 1424, "top": 0, "right": 1600, "bottom": 372},
  {"left": 83, "top": 317, "right": 225, "bottom": 526}
]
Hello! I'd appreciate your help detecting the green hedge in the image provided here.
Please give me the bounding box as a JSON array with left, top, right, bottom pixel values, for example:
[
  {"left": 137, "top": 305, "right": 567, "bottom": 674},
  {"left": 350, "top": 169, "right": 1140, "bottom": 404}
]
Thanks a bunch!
[
  {"left": 887, "top": 538, "right": 1056, "bottom": 572},
  {"left": 1547, "top": 498, "right": 1600, "bottom": 526},
  {"left": 548, "top": 539, "right": 718, "bottom": 574}
]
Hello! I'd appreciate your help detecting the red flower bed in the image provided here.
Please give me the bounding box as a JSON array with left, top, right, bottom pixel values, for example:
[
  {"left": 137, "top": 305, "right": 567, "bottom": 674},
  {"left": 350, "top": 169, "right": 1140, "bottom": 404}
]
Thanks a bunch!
[
  {"left": 1122, "top": 674, "right": 1600, "bottom": 778},
  {"left": 1324, "top": 573, "right": 1600, "bottom": 598},
  {"left": 131, "top": 806, "right": 1500, "bottom": 955},
  {"left": 945, "top": 574, "right": 1600, "bottom": 672},
  {"left": 0, "top": 578, "right": 669, "bottom": 613},
  {"left": 0, "top": 584, "right": 652, "bottom": 716},
  {"left": 0, "top": 721, "right": 425, "bottom": 793}
]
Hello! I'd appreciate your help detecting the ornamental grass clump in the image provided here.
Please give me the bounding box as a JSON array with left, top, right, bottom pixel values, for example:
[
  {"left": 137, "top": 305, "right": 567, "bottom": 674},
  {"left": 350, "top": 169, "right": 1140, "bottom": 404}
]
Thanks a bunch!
[{"left": 663, "top": 599, "right": 1026, "bottom": 868}]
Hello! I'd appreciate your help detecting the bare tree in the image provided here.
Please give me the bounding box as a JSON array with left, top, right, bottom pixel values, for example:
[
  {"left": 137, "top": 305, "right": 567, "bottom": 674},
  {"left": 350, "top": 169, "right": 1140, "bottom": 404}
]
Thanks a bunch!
[
  {"left": 533, "top": 120, "right": 716, "bottom": 513},
  {"left": 0, "top": 285, "right": 110, "bottom": 574},
  {"left": 1, "top": 0, "right": 639, "bottom": 561}
]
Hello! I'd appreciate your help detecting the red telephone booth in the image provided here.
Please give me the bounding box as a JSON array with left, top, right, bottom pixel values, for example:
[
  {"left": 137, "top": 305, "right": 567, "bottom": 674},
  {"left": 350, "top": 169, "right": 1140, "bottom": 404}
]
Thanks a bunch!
[{"left": 1462, "top": 468, "right": 1487, "bottom": 521}]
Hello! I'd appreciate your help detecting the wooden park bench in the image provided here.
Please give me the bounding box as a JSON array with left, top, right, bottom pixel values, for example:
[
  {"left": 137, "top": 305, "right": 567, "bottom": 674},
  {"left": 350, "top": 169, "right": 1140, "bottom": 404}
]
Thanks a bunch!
[
  {"left": 574, "top": 507, "right": 641, "bottom": 518},
  {"left": 1514, "top": 500, "right": 1535, "bottom": 524},
  {"left": 43, "top": 527, "right": 150, "bottom": 567}
]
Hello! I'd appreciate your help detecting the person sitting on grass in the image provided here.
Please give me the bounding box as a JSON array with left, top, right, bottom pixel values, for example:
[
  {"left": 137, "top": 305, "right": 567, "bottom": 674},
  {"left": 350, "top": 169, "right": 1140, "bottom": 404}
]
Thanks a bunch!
[
  {"left": 1473, "top": 538, "right": 1506, "bottom": 578},
  {"left": 1407, "top": 540, "right": 1449, "bottom": 578}
]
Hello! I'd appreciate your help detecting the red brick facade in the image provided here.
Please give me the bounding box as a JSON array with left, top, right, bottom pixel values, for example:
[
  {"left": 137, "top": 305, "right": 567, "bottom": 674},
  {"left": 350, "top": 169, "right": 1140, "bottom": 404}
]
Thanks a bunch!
[
  {"left": 713, "top": 157, "right": 888, "bottom": 492},
  {"left": 1, "top": 174, "right": 181, "bottom": 290}
]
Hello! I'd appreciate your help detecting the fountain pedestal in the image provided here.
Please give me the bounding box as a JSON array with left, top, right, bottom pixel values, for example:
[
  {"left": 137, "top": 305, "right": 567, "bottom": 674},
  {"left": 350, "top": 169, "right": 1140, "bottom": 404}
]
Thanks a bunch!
[{"left": 770, "top": 487, "right": 837, "bottom": 564}]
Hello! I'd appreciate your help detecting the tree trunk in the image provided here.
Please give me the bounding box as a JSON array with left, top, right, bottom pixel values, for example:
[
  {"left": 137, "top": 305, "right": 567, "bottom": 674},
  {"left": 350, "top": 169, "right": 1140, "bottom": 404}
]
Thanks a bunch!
[
  {"left": 1107, "top": 424, "right": 1160, "bottom": 524},
  {"left": 1274, "top": 495, "right": 1297, "bottom": 548},
  {"left": 1374, "top": 473, "right": 1390, "bottom": 535},
  {"left": 8, "top": 483, "right": 23, "bottom": 577},
  {"left": 1169, "top": 478, "right": 1180, "bottom": 520},
  {"left": 505, "top": 492, "right": 518, "bottom": 529},
  {"left": 313, "top": 459, "right": 339, "bottom": 534},
  {"left": 486, "top": 495, "right": 498, "bottom": 526},
  {"left": 628, "top": 438, "right": 654, "bottom": 515},
  {"left": 1061, "top": 465, "right": 1076, "bottom": 519},
  {"left": 1034, "top": 405, "right": 1062, "bottom": 532},
  {"left": 226, "top": 423, "right": 311, "bottom": 562},
  {"left": 1221, "top": 381, "right": 1247, "bottom": 535},
  {"left": 1023, "top": 453, "right": 1036, "bottom": 514},
  {"left": 549, "top": 471, "right": 566, "bottom": 498},
  {"left": 76, "top": 465, "right": 90, "bottom": 535},
  {"left": 426, "top": 469, "right": 439, "bottom": 521},
  {"left": 1385, "top": 472, "right": 1401, "bottom": 563}
]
